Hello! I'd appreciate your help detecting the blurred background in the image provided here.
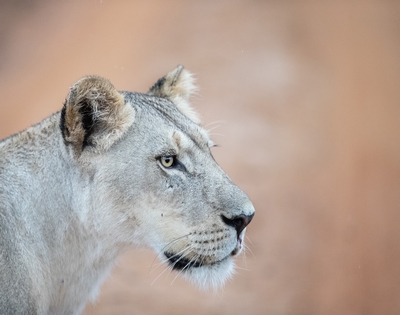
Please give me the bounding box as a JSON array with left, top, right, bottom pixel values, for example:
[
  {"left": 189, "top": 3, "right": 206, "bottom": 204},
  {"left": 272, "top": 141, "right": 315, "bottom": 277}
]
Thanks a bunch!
[{"left": 1, "top": 1, "right": 399, "bottom": 314}]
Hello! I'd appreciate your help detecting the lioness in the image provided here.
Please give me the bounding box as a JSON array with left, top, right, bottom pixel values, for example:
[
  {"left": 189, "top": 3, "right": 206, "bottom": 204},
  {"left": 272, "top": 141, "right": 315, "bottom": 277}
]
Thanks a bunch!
[{"left": 0, "top": 66, "right": 255, "bottom": 315}]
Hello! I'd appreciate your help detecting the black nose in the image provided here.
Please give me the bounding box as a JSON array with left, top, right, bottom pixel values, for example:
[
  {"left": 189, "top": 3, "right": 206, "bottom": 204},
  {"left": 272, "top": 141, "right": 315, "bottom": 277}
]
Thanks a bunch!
[{"left": 221, "top": 213, "right": 254, "bottom": 236}]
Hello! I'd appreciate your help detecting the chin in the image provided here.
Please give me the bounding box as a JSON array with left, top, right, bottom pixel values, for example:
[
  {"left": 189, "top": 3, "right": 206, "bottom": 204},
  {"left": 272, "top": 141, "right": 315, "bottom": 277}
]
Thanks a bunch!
[
  {"left": 184, "top": 257, "right": 235, "bottom": 290},
  {"left": 164, "top": 252, "right": 236, "bottom": 290}
]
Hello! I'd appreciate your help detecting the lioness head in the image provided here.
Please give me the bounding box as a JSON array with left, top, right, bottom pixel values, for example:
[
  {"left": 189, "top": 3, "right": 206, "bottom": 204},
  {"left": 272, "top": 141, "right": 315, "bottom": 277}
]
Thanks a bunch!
[{"left": 60, "top": 66, "right": 255, "bottom": 289}]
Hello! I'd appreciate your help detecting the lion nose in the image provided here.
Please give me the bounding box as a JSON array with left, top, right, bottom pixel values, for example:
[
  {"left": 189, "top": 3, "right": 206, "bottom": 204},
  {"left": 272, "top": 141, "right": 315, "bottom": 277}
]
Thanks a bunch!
[{"left": 221, "top": 213, "right": 254, "bottom": 236}]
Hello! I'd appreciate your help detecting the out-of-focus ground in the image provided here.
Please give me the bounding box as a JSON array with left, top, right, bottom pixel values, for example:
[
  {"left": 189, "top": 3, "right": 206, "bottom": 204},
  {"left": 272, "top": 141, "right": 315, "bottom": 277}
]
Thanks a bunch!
[{"left": 1, "top": 1, "right": 399, "bottom": 314}]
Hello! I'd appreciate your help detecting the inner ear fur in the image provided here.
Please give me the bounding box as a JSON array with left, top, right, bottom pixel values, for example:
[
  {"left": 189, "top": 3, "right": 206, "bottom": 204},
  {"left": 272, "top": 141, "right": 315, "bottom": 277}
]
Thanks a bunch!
[
  {"left": 60, "top": 75, "right": 135, "bottom": 154},
  {"left": 148, "top": 65, "right": 200, "bottom": 124}
]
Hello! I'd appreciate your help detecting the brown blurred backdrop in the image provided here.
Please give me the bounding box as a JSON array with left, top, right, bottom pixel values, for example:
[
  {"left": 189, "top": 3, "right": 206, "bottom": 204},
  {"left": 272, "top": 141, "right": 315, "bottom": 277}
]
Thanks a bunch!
[{"left": 1, "top": 1, "right": 400, "bottom": 314}]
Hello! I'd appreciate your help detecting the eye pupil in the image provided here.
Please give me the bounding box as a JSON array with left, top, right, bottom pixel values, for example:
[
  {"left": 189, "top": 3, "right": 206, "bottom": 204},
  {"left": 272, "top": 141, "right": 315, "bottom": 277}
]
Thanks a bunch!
[{"left": 161, "top": 156, "right": 174, "bottom": 168}]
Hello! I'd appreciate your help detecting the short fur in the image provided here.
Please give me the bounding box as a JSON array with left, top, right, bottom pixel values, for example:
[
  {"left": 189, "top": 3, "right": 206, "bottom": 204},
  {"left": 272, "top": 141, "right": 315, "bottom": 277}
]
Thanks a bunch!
[{"left": 0, "top": 66, "right": 254, "bottom": 315}]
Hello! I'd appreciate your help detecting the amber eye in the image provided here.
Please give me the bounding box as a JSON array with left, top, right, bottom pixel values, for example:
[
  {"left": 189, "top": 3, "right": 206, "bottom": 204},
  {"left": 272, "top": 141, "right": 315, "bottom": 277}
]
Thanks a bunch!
[{"left": 160, "top": 156, "right": 174, "bottom": 168}]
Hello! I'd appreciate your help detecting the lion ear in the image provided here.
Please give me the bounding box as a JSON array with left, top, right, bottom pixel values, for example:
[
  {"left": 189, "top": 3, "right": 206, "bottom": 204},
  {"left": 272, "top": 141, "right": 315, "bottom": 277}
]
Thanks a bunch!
[
  {"left": 148, "top": 65, "right": 200, "bottom": 124},
  {"left": 60, "top": 76, "right": 135, "bottom": 155}
]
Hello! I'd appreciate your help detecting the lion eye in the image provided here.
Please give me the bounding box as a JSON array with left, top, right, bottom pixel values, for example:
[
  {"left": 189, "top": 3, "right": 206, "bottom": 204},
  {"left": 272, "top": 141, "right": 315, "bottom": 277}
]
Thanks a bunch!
[{"left": 160, "top": 156, "right": 174, "bottom": 168}]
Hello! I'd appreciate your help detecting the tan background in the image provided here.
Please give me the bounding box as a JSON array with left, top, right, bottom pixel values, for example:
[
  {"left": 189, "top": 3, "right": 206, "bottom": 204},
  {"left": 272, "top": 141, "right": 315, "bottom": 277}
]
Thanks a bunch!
[{"left": 1, "top": 1, "right": 399, "bottom": 314}]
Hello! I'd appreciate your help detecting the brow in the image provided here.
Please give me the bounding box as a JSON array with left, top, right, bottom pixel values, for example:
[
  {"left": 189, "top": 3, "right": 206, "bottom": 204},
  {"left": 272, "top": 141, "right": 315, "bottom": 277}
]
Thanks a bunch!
[{"left": 138, "top": 95, "right": 209, "bottom": 151}]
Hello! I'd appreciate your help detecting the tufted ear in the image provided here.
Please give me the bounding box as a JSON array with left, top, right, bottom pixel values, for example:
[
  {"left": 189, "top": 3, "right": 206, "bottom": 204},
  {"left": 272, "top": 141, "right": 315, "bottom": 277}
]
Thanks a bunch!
[
  {"left": 148, "top": 65, "right": 200, "bottom": 124},
  {"left": 60, "top": 76, "right": 135, "bottom": 156}
]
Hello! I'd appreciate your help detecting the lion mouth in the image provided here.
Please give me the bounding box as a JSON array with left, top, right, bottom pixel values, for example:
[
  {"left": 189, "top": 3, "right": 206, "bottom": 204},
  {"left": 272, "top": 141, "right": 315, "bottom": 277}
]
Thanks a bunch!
[
  {"left": 164, "top": 252, "right": 203, "bottom": 270},
  {"left": 164, "top": 252, "right": 231, "bottom": 271},
  {"left": 164, "top": 232, "right": 246, "bottom": 271}
]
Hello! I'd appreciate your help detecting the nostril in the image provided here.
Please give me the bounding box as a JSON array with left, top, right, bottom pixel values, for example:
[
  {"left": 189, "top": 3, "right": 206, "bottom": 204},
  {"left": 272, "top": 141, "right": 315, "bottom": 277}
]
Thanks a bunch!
[
  {"left": 221, "top": 213, "right": 254, "bottom": 236},
  {"left": 222, "top": 216, "right": 243, "bottom": 232}
]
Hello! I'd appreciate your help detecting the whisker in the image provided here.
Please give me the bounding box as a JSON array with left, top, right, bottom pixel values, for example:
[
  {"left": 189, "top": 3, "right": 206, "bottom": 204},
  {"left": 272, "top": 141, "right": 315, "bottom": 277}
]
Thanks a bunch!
[
  {"left": 168, "top": 245, "right": 201, "bottom": 283},
  {"left": 151, "top": 244, "right": 195, "bottom": 286},
  {"left": 204, "top": 120, "right": 227, "bottom": 128},
  {"left": 162, "top": 244, "right": 195, "bottom": 267},
  {"left": 242, "top": 243, "right": 248, "bottom": 270},
  {"left": 167, "top": 245, "right": 196, "bottom": 273},
  {"left": 207, "top": 124, "right": 223, "bottom": 133},
  {"left": 235, "top": 265, "right": 250, "bottom": 272},
  {"left": 170, "top": 251, "right": 201, "bottom": 286},
  {"left": 245, "top": 235, "right": 254, "bottom": 246},
  {"left": 244, "top": 243, "right": 255, "bottom": 259},
  {"left": 150, "top": 264, "right": 173, "bottom": 286},
  {"left": 147, "top": 234, "right": 191, "bottom": 277}
]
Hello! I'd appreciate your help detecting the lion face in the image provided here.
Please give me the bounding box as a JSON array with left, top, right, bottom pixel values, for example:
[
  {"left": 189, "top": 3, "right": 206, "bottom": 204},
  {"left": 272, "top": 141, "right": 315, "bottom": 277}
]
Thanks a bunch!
[
  {"left": 99, "top": 91, "right": 254, "bottom": 289},
  {"left": 61, "top": 66, "right": 255, "bottom": 289}
]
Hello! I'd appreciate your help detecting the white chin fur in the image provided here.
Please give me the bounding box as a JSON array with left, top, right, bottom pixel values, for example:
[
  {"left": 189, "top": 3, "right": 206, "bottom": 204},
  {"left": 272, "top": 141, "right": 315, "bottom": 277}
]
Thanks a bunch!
[{"left": 181, "top": 257, "right": 235, "bottom": 290}]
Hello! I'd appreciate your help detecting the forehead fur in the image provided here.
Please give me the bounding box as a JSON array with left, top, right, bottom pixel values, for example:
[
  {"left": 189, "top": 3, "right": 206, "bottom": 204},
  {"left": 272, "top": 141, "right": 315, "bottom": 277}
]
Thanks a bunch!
[{"left": 124, "top": 92, "right": 210, "bottom": 150}]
